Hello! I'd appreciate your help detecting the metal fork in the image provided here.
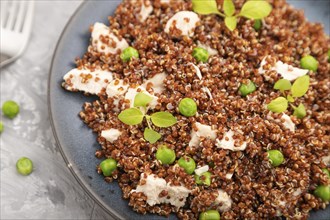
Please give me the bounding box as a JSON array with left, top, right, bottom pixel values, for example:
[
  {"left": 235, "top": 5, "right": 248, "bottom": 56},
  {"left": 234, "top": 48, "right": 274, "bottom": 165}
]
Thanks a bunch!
[{"left": 0, "top": 0, "right": 35, "bottom": 67}]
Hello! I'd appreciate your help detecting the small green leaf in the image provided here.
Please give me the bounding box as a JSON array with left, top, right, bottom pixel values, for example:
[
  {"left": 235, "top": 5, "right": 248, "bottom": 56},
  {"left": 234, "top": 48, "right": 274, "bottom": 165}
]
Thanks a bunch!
[
  {"left": 287, "top": 95, "right": 294, "bottom": 103},
  {"left": 223, "top": 0, "right": 235, "bottom": 16},
  {"left": 144, "top": 128, "right": 161, "bottom": 144},
  {"left": 151, "top": 112, "right": 177, "bottom": 128},
  {"left": 274, "top": 79, "right": 292, "bottom": 92},
  {"left": 134, "top": 92, "right": 153, "bottom": 107},
  {"left": 293, "top": 104, "right": 306, "bottom": 119},
  {"left": 192, "top": 0, "right": 221, "bottom": 15},
  {"left": 253, "top": 19, "right": 262, "bottom": 31},
  {"left": 239, "top": 1, "right": 272, "bottom": 19},
  {"left": 267, "top": 97, "right": 288, "bottom": 113},
  {"left": 239, "top": 80, "right": 256, "bottom": 97},
  {"left": 291, "top": 75, "right": 310, "bottom": 98},
  {"left": 225, "top": 16, "right": 237, "bottom": 31},
  {"left": 118, "top": 108, "right": 144, "bottom": 125}
]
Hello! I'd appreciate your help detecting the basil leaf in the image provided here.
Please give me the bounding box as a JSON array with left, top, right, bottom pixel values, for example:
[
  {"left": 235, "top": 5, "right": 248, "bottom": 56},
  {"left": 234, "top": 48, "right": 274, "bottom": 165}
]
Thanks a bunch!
[
  {"left": 293, "top": 103, "right": 306, "bottom": 119},
  {"left": 192, "top": 0, "right": 220, "bottom": 15},
  {"left": 151, "top": 112, "right": 177, "bottom": 128},
  {"left": 239, "top": 1, "right": 272, "bottom": 19},
  {"left": 267, "top": 97, "right": 288, "bottom": 113},
  {"left": 274, "top": 79, "right": 292, "bottom": 92},
  {"left": 118, "top": 108, "right": 144, "bottom": 125},
  {"left": 144, "top": 128, "right": 161, "bottom": 144},
  {"left": 225, "top": 16, "right": 237, "bottom": 31},
  {"left": 291, "top": 75, "right": 310, "bottom": 98},
  {"left": 287, "top": 95, "right": 294, "bottom": 103},
  {"left": 134, "top": 92, "right": 153, "bottom": 107},
  {"left": 223, "top": 0, "right": 235, "bottom": 16}
]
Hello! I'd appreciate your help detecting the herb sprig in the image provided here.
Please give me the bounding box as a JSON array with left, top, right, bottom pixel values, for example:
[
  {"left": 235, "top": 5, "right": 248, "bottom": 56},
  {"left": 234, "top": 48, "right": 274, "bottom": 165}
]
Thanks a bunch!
[
  {"left": 192, "top": 0, "right": 272, "bottom": 31},
  {"left": 118, "top": 92, "right": 177, "bottom": 144},
  {"left": 267, "top": 75, "right": 310, "bottom": 118}
]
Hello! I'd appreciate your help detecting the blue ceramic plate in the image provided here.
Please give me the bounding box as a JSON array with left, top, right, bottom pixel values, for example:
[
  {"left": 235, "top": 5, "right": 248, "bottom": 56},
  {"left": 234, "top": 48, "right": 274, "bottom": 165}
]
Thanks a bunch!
[{"left": 48, "top": 1, "right": 330, "bottom": 219}]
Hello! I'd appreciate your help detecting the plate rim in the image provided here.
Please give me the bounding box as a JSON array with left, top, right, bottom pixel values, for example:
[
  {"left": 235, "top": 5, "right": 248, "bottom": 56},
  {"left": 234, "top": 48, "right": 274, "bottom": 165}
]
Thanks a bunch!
[{"left": 47, "top": 1, "right": 121, "bottom": 219}]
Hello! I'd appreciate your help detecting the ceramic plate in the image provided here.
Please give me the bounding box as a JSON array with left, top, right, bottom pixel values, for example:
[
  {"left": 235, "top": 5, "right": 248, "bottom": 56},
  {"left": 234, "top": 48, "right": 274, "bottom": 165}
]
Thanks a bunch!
[{"left": 48, "top": 1, "right": 330, "bottom": 219}]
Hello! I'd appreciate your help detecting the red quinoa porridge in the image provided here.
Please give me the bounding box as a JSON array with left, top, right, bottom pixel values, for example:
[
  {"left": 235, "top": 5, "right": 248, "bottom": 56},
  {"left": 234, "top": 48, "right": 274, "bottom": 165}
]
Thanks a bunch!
[{"left": 62, "top": 0, "right": 330, "bottom": 219}]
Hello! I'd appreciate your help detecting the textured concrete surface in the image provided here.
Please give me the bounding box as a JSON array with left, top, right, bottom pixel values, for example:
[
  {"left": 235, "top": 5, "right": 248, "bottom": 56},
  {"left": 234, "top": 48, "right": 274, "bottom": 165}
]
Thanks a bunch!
[{"left": 0, "top": 1, "right": 111, "bottom": 219}]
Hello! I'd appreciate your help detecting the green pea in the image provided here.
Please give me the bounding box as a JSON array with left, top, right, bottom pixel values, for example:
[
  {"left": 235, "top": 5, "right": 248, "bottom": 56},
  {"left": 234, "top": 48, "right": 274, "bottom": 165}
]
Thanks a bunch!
[
  {"left": 208, "top": 161, "right": 215, "bottom": 168},
  {"left": 314, "top": 185, "right": 330, "bottom": 202},
  {"left": 178, "top": 156, "right": 196, "bottom": 174},
  {"left": 239, "top": 80, "right": 256, "bottom": 97},
  {"left": 193, "top": 47, "right": 209, "bottom": 63},
  {"left": 195, "top": 171, "right": 211, "bottom": 186},
  {"left": 0, "top": 121, "right": 3, "bottom": 133},
  {"left": 156, "top": 145, "right": 176, "bottom": 165},
  {"left": 300, "top": 55, "right": 318, "bottom": 72},
  {"left": 2, "top": 100, "right": 20, "bottom": 119},
  {"left": 267, "top": 150, "right": 284, "bottom": 167},
  {"left": 16, "top": 157, "right": 33, "bottom": 176},
  {"left": 322, "top": 168, "right": 330, "bottom": 178},
  {"left": 120, "top": 46, "right": 139, "bottom": 62},
  {"left": 100, "top": 158, "right": 117, "bottom": 176},
  {"left": 253, "top": 19, "right": 262, "bottom": 31},
  {"left": 179, "top": 98, "right": 197, "bottom": 117},
  {"left": 199, "top": 210, "right": 220, "bottom": 220}
]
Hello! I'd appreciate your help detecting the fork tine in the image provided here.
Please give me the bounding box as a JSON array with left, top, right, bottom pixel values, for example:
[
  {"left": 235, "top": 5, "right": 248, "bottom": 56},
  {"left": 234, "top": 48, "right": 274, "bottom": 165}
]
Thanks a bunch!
[
  {"left": 1, "top": 1, "right": 9, "bottom": 28},
  {"left": 14, "top": 1, "right": 27, "bottom": 32},
  {"left": 5, "top": 1, "right": 19, "bottom": 30},
  {"left": 21, "top": 1, "right": 35, "bottom": 34}
]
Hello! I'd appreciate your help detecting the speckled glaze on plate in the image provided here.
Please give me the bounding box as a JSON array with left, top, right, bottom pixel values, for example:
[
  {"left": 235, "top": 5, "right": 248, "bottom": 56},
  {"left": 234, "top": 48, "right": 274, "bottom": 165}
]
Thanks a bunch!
[{"left": 48, "top": 1, "right": 330, "bottom": 219}]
